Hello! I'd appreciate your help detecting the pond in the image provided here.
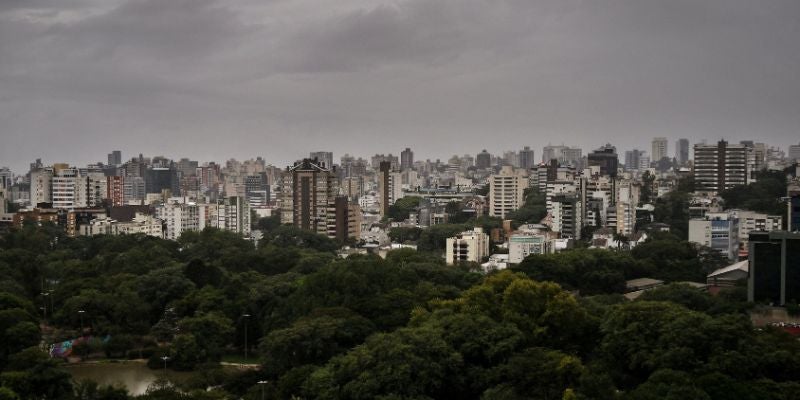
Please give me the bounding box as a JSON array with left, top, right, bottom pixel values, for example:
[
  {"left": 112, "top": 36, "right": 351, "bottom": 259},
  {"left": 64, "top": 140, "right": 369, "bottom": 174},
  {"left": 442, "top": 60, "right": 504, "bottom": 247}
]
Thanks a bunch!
[{"left": 66, "top": 362, "right": 194, "bottom": 396}]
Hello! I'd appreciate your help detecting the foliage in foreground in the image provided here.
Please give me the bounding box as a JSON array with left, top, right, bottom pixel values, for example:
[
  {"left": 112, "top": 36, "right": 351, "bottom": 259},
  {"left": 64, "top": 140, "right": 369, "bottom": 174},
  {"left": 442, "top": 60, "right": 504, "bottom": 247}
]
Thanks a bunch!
[{"left": 0, "top": 225, "right": 797, "bottom": 399}]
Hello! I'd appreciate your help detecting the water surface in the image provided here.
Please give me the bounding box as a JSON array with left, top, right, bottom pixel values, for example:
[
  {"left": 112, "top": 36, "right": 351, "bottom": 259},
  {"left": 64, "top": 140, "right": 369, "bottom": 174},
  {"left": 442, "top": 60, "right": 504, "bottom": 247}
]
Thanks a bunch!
[{"left": 67, "top": 362, "right": 192, "bottom": 396}]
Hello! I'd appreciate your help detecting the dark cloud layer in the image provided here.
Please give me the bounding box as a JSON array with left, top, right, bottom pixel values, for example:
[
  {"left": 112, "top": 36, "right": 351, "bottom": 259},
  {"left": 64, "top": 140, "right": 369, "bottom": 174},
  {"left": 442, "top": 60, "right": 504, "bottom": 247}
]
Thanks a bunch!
[{"left": 1, "top": 0, "right": 798, "bottom": 171}]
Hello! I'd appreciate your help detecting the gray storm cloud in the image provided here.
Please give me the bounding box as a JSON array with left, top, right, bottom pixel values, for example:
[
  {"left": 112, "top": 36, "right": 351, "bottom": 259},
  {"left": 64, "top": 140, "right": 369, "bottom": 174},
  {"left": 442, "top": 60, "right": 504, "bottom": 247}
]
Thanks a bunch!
[{"left": 1, "top": 0, "right": 798, "bottom": 170}]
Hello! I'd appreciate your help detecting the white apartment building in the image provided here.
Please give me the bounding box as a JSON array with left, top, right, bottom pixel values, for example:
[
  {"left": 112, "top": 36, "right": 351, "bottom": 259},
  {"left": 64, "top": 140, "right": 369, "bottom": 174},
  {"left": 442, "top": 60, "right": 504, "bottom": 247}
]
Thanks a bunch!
[
  {"left": 51, "top": 168, "right": 86, "bottom": 209},
  {"left": 29, "top": 166, "right": 108, "bottom": 209},
  {"left": 508, "top": 233, "right": 551, "bottom": 263},
  {"left": 688, "top": 212, "right": 740, "bottom": 260},
  {"left": 489, "top": 166, "right": 529, "bottom": 218},
  {"left": 446, "top": 227, "right": 490, "bottom": 265},
  {"left": 30, "top": 169, "right": 53, "bottom": 206},
  {"left": 730, "top": 210, "right": 782, "bottom": 244},
  {"left": 156, "top": 202, "right": 208, "bottom": 240},
  {"left": 80, "top": 213, "right": 163, "bottom": 238}
]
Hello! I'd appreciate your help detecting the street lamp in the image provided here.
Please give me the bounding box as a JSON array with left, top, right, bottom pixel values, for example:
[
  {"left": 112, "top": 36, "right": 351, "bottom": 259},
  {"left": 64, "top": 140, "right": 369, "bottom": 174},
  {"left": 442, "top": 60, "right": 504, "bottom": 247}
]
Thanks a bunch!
[
  {"left": 242, "top": 314, "right": 251, "bottom": 361},
  {"left": 40, "top": 292, "right": 49, "bottom": 325},
  {"left": 161, "top": 356, "right": 170, "bottom": 372},
  {"left": 257, "top": 380, "right": 268, "bottom": 400},
  {"left": 78, "top": 310, "right": 85, "bottom": 336}
]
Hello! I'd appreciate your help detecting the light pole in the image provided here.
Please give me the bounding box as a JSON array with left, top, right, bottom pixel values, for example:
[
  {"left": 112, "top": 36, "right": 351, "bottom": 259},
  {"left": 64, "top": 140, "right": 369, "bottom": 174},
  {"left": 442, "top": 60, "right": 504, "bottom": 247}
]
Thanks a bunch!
[
  {"left": 78, "top": 310, "right": 85, "bottom": 335},
  {"left": 161, "top": 355, "right": 170, "bottom": 372},
  {"left": 47, "top": 289, "right": 54, "bottom": 316},
  {"left": 40, "top": 292, "right": 49, "bottom": 325},
  {"left": 242, "top": 314, "right": 251, "bottom": 361},
  {"left": 257, "top": 380, "right": 268, "bottom": 400}
]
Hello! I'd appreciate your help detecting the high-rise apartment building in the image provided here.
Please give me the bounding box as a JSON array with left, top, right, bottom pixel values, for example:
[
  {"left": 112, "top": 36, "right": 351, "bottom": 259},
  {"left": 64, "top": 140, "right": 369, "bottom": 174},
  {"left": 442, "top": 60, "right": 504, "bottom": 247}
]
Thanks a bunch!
[
  {"left": 107, "top": 176, "right": 125, "bottom": 207},
  {"left": 400, "top": 148, "right": 414, "bottom": 170},
  {"left": 502, "top": 151, "right": 519, "bottom": 168},
  {"left": 588, "top": 144, "right": 619, "bottom": 177},
  {"left": 371, "top": 154, "right": 398, "bottom": 170},
  {"left": 693, "top": 140, "right": 750, "bottom": 193},
  {"left": 542, "top": 145, "right": 567, "bottom": 163},
  {"left": 280, "top": 159, "right": 338, "bottom": 234},
  {"left": 561, "top": 147, "right": 583, "bottom": 168},
  {"left": 123, "top": 177, "right": 146, "bottom": 203},
  {"left": 156, "top": 202, "right": 207, "bottom": 240},
  {"left": 146, "top": 167, "right": 179, "bottom": 196},
  {"left": 48, "top": 166, "right": 99, "bottom": 208},
  {"left": 378, "top": 161, "right": 402, "bottom": 217},
  {"left": 30, "top": 168, "right": 53, "bottom": 206},
  {"left": 244, "top": 174, "right": 269, "bottom": 208},
  {"left": 518, "top": 146, "right": 535, "bottom": 170},
  {"left": 551, "top": 194, "right": 582, "bottom": 239},
  {"left": 326, "top": 196, "right": 362, "bottom": 242},
  {"left": 310, "top": 152, "right": 334, "bottom": 169},
  {"left": 541, "top": 145, "right": 582, "bottom": 168},
  {"left": 651, "top": 137, "right": 668, "bottom": 162},
  {"left": 675, "top": 138, "right": 690, "bottom": 165},
  {"left": 476, "top": 150, "right": 492, "bottom": 169},
  {"left": 489, "top": 166, "right": 529, "bottom": 218},
  {"left": 624, "top": 150, "right": 645, "bottom": 171},
  {"left": 216, "top": 196, "right": 251, "bottom": 236},
  {"left": 107, "top": 150, "right": 122, "bottom": 166}
]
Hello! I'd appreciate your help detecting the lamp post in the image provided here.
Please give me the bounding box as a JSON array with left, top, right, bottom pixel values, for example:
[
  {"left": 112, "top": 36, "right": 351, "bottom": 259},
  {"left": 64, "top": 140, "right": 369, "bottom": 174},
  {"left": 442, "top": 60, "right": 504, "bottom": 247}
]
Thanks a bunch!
[
  {"left": 161, "top": 356, "right": 170, "bottom": 372},
  {"left": 47, "top": 289, "right": 54, "bottom": 316},
  {"left": 40, "top": 292, "right": 49, "bottom": 325},
  {"left": 78, "top": 310, "right": 85, "bottom": 335},
  {"left": 242, "top": 313, "right": 251, "bottom": 361},
  {"left": 257, "top": 380, "right": 268, "bottom": 400}
]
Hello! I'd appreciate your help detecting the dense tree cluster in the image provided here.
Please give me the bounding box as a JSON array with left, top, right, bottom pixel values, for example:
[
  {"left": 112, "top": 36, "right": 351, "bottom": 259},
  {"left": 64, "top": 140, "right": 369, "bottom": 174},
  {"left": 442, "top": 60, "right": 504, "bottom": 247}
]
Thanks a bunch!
[
  {"left": 720, "top": 169, "right": 790, "bottom": 218},
  {"left": 506, "top": 189, "right": 547, "bottom": 228},
  {"left": 512, "top": 233, "right": 728, "bottom": 294},
  {"left": 0, "top": 224, "right": 798, "bottom": 399}
]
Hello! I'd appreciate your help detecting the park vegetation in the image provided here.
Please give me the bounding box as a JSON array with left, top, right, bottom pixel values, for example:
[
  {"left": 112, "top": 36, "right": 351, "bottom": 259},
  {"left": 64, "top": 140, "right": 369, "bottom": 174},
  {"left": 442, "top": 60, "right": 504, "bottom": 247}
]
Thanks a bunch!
[{"left": 0, "top": 222, "right": 799, "bottom": 399}]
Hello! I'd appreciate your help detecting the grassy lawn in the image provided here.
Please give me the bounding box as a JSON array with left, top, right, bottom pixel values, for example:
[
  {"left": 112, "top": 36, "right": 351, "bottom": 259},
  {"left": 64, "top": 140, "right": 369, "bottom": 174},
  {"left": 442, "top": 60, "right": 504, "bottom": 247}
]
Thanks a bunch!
[{"left": 221, "top": 353, "right": 259, "bottom": 365}]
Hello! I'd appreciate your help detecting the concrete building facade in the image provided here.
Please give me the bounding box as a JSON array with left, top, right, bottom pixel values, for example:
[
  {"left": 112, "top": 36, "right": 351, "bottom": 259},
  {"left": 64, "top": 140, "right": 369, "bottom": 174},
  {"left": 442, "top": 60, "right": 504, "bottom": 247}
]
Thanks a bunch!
[
  {"left": 489, "top": 166, "right": 529, "bottom": 218},
  {"left": 446, "top": 227, "right": 490, "bottom": 265}
]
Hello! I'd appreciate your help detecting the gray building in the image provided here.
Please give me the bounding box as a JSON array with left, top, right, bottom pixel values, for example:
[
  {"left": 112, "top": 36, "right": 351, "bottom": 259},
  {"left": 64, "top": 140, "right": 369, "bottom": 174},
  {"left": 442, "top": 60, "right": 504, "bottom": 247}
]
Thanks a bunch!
[
  {"left": 400, "top": 148, "right": 414, "bottom": 170},
  {"left": 675, "top": 138, "right": 689, "bottom": 165},
  {"left": 624, "top": 149, "right": 645, "bottom": 171},
  {"left": 107, "top": 150, "right": 122, "bottom": 166},
  {"left": 518, "top": 146, "right": 535, "bottom": 170},
  {"left": 310, "top": 151, "right": 334, "bottom": 169}
]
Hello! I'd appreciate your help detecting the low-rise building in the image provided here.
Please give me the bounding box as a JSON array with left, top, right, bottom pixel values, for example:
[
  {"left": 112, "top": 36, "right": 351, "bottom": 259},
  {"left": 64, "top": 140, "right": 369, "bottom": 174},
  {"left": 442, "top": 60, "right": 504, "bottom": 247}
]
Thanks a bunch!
[
  {"left": 79, "top": 213, "right": 163, "bottom": 238},
  {"left": 689, "top": 212, "right": 740, "bottom": 260},
  {"left": 508, "top": 233, "right": 550, "bottom": 263}
]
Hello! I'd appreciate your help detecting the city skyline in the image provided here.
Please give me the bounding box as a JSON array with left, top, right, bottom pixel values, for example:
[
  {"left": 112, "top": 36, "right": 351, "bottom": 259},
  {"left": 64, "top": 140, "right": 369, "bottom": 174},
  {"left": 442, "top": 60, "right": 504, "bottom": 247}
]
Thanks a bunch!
[
  {"left": 3, "top": 137, "right": 796, "bottom": 175},
  {"left": 2, "top": 0, "right": 799, "bottom": 172}
]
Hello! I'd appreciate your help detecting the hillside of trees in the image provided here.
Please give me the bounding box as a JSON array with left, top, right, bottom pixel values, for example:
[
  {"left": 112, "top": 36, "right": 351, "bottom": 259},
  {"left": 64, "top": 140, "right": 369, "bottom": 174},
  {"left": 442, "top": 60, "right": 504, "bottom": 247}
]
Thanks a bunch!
[{"left": 1, "top": 224, "right": 799, "bottom": 399}]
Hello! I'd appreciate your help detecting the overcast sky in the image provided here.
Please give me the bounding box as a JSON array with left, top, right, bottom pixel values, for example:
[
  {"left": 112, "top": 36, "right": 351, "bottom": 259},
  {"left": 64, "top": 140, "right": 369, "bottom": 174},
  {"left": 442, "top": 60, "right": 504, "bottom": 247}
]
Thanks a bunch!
[{"left": 1, "top": 0, "right": 799, "bottom": 172}]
